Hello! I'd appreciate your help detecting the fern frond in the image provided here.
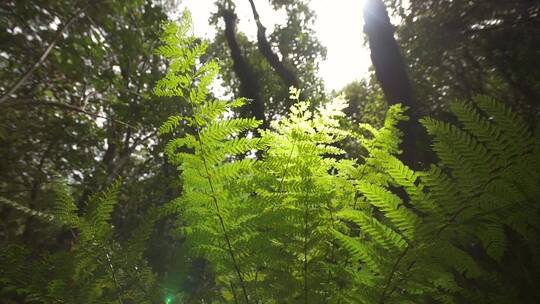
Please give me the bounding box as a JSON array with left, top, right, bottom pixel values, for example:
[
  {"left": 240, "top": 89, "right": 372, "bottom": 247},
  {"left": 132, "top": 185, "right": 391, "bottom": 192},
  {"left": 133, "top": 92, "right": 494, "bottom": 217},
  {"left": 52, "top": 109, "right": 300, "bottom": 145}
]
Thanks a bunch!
[
  {"left": 338, "top": 209, "right": 408, "bottom": 251},
  {"left": 475, "top": 96, "right": 533, "bottom": 154},
  {"left": 357, "top": 182, "right": 419, "bottom": 241},
  {"left": 432, "top": 243, "right": 482, "bottom": 279},
  {"left": 421, "top": 117, "right": 494, "bottom": 189},
  {"left": 332, "top": 230, "right": 383, "bottom": 274},
  {"left": 159, "top": 115, "right": 184, "bottom": 135},
  {"left": 476, "top": 222, "right": 506, "bottom": 262},
  {"left": 84, "top": 178, "right": 121, "bottom": 229},
  {"left": 51, "top": 180, "right": 79, "bottom": 227},
  {"left": 0, "top": 196, "right": 55, "bottom": 222}
]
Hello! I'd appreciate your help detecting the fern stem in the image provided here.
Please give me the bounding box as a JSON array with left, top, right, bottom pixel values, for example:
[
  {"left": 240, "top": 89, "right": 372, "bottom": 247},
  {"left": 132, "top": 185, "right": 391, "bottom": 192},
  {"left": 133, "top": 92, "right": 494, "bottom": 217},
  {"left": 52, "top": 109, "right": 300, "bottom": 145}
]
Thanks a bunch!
[
  {"left": 324, "top": 200, "right": 339, "bottom": 299},
  {"left": 201, "top": 141, "right": 250, "bottom": 303},
  {"left": 301, "top": 176, "right": 314, "bottom": 304},
  {"left": 105, "top": 248, "right": 124, "bottom": 304},
  {"left": 278, "top": 139, "right": 297, "bottom": 192},
  {"left": 253, "top": 269, "right": 261, "bottom": 304},
  {"left": 230, "top": 281, "right": 240, "bottom": 304},
  {"left": 378, "top": 246, "right": 409, "bottom": 304},
  {"left": 303, "top": 200, "right": 309, "bottom": 304},
  {"left": 190, "top": 103, "right": 250, "bottom": 304}
]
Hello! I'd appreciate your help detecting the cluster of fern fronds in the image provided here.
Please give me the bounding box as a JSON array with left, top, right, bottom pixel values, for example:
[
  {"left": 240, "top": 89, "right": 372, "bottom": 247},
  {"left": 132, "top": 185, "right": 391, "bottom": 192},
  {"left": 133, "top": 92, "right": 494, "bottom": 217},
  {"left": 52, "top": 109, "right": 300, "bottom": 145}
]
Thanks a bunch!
[
  {"left": 333, "top": 97, "right": 540, "bottom": 303},
  {"left": 0, "top": 179, "right": 174, "bottom": 303},
  {"left": 159, "top": 12, "right": 540, "bottom": 303}
]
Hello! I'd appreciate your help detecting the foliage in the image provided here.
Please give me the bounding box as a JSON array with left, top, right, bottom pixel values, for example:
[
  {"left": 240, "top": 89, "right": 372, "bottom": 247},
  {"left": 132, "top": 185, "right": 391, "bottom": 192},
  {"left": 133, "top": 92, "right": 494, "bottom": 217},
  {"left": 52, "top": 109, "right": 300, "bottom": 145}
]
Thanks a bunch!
[
  {"left": 1, "top": 4, "right": 539, "bottom": 304},
  {"left": 0, "top": 180, "right": 174, "bottom": 303},
  {"left": 0, "top": 0, "right": 185, "bottom": 297},
  {"left": 384, "top": 0, "right": 540, "bottom": 115},
  {"left": 334, "top": 96, "right": 540, "bottom": 303},
  {"left": 208, "top": 0, "right": 327, "bottom": 120},
  {"left": 158, "top": 13, "right": 540, "bottom": 303}
]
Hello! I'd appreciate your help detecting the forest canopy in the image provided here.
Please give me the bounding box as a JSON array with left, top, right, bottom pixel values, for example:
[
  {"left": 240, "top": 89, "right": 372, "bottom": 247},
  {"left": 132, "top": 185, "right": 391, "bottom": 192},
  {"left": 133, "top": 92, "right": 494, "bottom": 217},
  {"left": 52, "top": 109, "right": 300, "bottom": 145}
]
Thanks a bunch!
[{"left": 1, "top": 0, "right": 539, "bottom": 303}]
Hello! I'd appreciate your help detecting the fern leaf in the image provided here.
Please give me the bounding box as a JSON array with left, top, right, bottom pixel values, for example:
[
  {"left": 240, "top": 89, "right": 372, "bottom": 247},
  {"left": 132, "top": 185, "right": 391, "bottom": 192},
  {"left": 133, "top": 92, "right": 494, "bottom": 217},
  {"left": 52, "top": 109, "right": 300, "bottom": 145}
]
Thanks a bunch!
[
  {"left": 332, "top": 229, "right": 383, "bottom": 274},
  {"left": 338, "top": 209, "right": 407, "bottom": 251}
]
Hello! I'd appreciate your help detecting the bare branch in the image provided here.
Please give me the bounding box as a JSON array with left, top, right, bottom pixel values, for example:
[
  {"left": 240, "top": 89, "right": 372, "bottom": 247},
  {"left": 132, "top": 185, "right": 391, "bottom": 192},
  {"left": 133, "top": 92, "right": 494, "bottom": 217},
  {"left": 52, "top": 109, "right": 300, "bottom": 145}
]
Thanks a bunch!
[
  {"left": 247, "top": 0, "right": 299, "bottom": 90},
  {"left": 0, "top": 8, "right": 86, "bottom": 105},
  {"left": 4, "top": 99, "right": 139, "bottom": 130}
]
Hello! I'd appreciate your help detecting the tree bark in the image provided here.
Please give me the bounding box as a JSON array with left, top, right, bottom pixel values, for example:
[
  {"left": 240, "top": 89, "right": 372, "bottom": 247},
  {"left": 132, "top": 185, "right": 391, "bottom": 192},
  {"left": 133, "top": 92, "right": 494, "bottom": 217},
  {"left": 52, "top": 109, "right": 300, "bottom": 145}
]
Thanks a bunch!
[
  {"left": 221, "top": 7, "right": 268, "bottom": 129},
  {"left": 364, "top": 0, "right": 430, "bottom": 169},
  {"left": 247, "top": 0, "right": 299, "bottom": 90}
]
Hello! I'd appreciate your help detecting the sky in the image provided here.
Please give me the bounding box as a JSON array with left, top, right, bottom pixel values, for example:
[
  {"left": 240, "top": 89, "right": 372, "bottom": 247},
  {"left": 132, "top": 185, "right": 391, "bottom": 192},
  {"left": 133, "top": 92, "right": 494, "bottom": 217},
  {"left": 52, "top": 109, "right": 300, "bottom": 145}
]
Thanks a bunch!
[{"left": 174, "top": 0, "right": 371, "bottom": 92}]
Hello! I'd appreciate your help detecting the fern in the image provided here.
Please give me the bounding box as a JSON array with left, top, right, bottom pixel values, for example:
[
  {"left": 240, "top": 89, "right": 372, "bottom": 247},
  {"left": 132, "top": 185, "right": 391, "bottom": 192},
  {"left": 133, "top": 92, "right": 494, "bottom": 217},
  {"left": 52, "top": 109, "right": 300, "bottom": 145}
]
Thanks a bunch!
[
  {"left": 334, "top": 97, "right": 540, "bottom": 303},
  {"left": 149, "top": 10, "right": 540, "bottom": 304},
  {"left": 0, "top": 179, "right": 167, "bottom": 303},
  {"left": 242, "top": 90, "right": 353, "bottom": 302},
  {"left": 157, "top": 12, "right": 267, "bottom": 303}
]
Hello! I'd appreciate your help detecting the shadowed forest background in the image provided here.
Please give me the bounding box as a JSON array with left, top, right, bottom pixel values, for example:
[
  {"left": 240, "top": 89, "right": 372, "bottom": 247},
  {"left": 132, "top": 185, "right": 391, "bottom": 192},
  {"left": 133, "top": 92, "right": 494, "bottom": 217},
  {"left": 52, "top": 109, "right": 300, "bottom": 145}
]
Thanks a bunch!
[{"left": 1, "top": 0, "right": 540, "bottom": 303}]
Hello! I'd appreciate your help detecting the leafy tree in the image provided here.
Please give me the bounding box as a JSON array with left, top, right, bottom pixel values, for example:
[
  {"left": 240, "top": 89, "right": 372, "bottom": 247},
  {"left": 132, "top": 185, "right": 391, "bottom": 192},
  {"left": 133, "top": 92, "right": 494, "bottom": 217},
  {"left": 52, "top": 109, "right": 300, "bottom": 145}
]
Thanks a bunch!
[
  {"left": 209, "top": 0, "right": 327, "bottom": 126},
  {"left": 384, "top": 0, "right": 540, "bottom": 116},
  {"left": 0, "top": 0, "right": 185, "bottom": 299},
  {"left": 340, "top": 79, "right": 387, "bottom": 129},
  {"left": 334, "top": 78, "right": 387, "bottom": 160}
]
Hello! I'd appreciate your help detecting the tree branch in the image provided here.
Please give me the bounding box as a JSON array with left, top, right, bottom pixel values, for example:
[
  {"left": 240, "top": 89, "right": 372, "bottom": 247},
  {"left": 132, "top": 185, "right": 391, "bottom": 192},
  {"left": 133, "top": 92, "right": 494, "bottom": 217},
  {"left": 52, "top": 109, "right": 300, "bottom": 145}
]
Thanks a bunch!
[
  {"left": 247, "top": 0, "right": 299, "bottom": 90},
  {"left": 221, "top": 5, "right": 267, "bottom": 129},
  {"left": 4, "top": 99, "right": 139, "bottom": 130},
  {"left": 0, "top": 7, "right": 86, "bottom": 106}
]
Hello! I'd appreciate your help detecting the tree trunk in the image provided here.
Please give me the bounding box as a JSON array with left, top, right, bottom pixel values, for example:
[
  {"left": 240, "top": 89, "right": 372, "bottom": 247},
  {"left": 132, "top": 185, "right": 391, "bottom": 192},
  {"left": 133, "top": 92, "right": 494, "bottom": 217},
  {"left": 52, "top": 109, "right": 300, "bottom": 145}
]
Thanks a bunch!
[
  {"left": 247, "top": 0, "right": 299, "bottom": 91},
  {"left": 364, "top": 0, "right": 430, "bottom": 169},
  {"left": 221, "top": 7, "right": 268, "bottom": 129}
]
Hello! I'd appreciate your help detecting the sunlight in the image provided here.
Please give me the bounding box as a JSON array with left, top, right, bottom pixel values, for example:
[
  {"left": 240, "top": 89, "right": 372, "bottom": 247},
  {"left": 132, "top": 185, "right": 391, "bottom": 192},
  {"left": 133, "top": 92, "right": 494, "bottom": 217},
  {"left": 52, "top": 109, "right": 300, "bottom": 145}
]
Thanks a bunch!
[{"left": 310, "top": 0, "right": 370, "bottom": 91}]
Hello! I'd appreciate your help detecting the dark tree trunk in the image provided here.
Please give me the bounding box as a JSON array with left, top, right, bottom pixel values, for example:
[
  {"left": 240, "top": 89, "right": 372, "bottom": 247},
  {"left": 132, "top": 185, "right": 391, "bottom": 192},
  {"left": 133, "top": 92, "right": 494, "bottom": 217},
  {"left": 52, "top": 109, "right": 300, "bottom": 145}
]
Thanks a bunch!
[
  {"left": 221, "top": 7, "right": 268, "bottom": 129},
  {"left": 364, "top": 0, "right": 431, "bottom": 169},
  {"left": 247, "top": 0, "right": 299, "bottom": 91}
]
